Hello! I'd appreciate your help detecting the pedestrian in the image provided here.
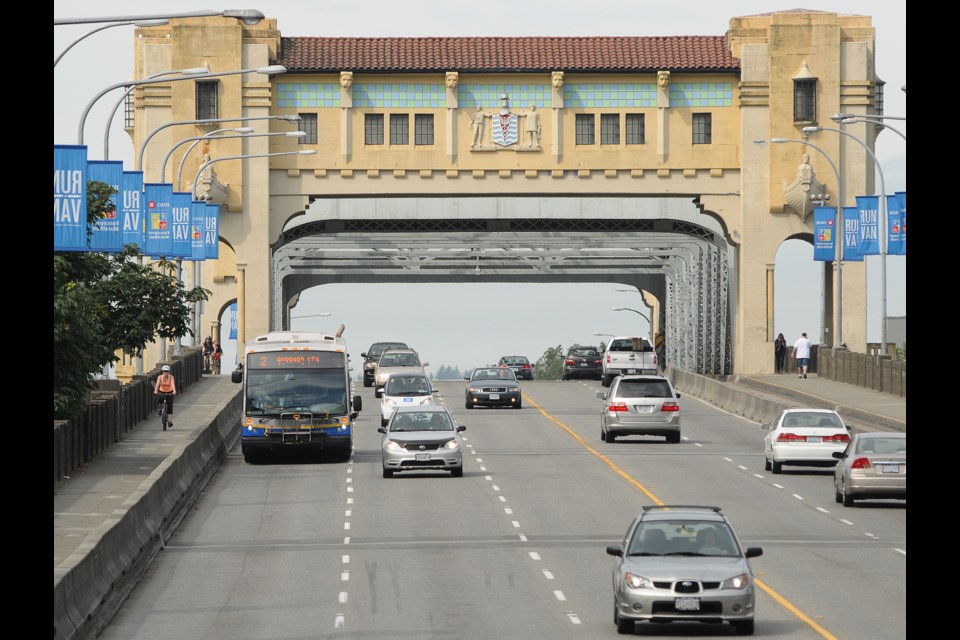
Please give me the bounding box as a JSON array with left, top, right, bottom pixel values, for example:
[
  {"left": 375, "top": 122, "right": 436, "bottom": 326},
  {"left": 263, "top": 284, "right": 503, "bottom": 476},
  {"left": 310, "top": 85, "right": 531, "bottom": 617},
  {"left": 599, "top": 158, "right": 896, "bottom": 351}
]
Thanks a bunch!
[
  {"left": 212, "top": 339, "right": 223, "bottom": 374},
  {"left": 792, "top": 332, "right": 812, "bottom": 379},
  {"left": 202, "top": 336, "right": 214, "bottom": 372},
  {"left": 774, "top": 332, "right": 787, "bottom": 373},
  {"left": 153, "top": 364, "right": 177, "bottom": 428}
]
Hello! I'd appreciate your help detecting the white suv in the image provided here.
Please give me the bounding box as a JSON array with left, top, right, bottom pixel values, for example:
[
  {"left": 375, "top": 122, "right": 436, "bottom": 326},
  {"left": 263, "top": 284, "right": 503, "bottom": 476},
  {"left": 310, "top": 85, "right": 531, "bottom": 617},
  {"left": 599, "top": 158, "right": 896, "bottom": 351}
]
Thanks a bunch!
[
  {"left": 373, "top": 348, "right": 428, "bottom": 397},
  {"left": 379, "top": 373, "right": 436, "bottom": 427}
]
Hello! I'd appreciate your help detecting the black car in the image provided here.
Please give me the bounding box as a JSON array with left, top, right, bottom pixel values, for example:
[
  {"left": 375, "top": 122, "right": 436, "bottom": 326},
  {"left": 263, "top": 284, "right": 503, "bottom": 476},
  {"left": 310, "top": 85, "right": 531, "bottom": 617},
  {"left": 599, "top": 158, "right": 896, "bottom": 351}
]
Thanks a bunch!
[
  {"left": 562, "top": 345, "right": 603, "bottom": 381},
  {"left": 464, "top": 367, "right": 522, "bottom": 409},
  {"left": 497, "top": 355, "right": 534, "bottom": 380},
  {"left": 361, "top": 341, "right": 408, "bottom": 387}
]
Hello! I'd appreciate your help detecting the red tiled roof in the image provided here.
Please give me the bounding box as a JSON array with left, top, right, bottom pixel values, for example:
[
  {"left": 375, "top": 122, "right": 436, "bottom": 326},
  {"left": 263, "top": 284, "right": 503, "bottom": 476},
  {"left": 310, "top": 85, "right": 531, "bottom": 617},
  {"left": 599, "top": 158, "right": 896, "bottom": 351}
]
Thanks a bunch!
[{"left": 276, "top": 36, "right": 738, "bottom": 73}]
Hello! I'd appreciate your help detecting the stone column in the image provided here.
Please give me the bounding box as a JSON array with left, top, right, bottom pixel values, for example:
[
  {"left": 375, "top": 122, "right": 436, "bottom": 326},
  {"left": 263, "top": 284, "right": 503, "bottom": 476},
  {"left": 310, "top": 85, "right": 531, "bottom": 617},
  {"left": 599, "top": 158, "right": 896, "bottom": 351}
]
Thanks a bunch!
[
  {"left": 445, "top": 72, "right": 459, "bottom": 162},
  {"left": 236, "top": 261, "right": 247, "bottom": 355},
  {"left": 656, "top": 70, "right": 670, "bottom": 163},
  {"left": 551, "top": 71, "right": 564, "bottom": 163},
  {"left": 340, "top": 71, "right": 353, "bottom": 162}
]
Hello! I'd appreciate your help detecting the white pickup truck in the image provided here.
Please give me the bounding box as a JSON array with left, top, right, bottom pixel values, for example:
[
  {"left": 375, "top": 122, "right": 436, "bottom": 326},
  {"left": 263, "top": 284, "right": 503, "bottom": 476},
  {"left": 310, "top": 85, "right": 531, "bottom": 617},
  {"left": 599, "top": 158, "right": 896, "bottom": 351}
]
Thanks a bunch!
[{"left": 601, "top": 336, "right": 658, "bottom": 387}]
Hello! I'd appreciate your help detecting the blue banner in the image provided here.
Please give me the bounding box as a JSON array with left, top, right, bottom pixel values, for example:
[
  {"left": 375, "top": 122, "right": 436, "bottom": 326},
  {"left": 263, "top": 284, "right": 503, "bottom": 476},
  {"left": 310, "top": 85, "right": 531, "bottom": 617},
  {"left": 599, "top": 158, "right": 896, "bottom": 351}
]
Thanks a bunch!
[
  {"left": 855, "top": 195, "right": 880, "bottom": 256},
  {"left": 842, "top": 206, "right": 863, "bottom": 262},
  {"left": 187, "top": 200, "right": 206, "bottom": 261},
  {"left": 143, "top": 183, "right": 173, "bottom": 257},
  {"left": 171, "top": 192, "right": 193, "bottom": 258},
  {"left": 229, "top": 302, "right": 238, "bottom": 339},
  {"left": 86, "top": 160, "right": 124, "bottom": 253},
  {"left": 895, "top": 191, "right": 906, "bottom": 255},
  {"left": 205, "top": 203, "right": 220, "bottom": 259},
  {"left": 886, "top": 195, "right": 903, "bottom": 256},
  {"left": 121, "top": 171, "right": 144, "bottom": 250},
  {"left": 53, "top": 145, "right": 88, "bottom": 252},
  {"left": 812, "top": 206, "right": 836, "bottom": 261}
]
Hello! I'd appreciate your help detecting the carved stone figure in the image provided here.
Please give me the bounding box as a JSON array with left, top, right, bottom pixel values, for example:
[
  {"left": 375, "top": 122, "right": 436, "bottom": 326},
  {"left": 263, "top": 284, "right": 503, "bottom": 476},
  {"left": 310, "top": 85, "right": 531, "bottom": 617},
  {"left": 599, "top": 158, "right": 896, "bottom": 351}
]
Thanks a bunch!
[
  {"left": 552, "top": 71, "right": 564, "bottom": 90},
  {"left": 524, "top": 104, "right": 541, "bottom": 149},
  {"left": 657, "top": 70, "right": 671, "bottom": 89},
  {"left": 445, "top": 72, "right": 459, "bottom": 89},
  {"left": 339, "top": 71, "right": 353, "bottom": 89},
  {"left": 470, "top": 105, "right": 487, "bottom": 148},
  {"left": 783, "top": 153, "right": 827, "bottom": 222}
]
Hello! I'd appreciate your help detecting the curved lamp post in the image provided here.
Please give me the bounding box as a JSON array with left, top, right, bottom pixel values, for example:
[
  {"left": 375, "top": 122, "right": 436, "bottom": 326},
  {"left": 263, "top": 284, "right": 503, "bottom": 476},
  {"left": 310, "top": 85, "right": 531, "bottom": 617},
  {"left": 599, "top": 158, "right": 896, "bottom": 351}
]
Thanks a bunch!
[
  {"left": 768, "top": 137, "right": 844, "bottom": 348},
  {"left": 55, "top": 19, "right": 168, "bottom": 67},
  {"left": 803, "top": 125, "right": 889, "bottom": 353},
  {"left": 837, "top": 116, "right": 907, "bottom": 142},
  {"left": 163, "top": 130, "right": 306, "bottom": 188},
  {"left": 80, "top": 64, "right": 288, "bottom": 147},
  {"left": 173, "top": 128, "right": 254, "bottom": 188},
  {"left": 55, "top": 9, "right": 265, "bottom": 26},
  {"left": 189, "top": 149, "right": 317, "bottom": 341},
  {"left": 137, "top": 102, "right": 295, "bottom": 170},
  {"left": 101, "top": 66, "right": 210, "bottom": 159}
]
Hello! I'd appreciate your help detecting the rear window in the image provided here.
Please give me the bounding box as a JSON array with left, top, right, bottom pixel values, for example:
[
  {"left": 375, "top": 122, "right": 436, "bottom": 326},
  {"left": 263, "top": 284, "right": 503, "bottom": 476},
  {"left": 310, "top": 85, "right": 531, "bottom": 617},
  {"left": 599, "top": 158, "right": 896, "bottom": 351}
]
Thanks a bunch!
[
  {"left": 569, "top": 348, "right": 598, "bottom": 357},
  {"left": 616, "top": 380, "right": 673, "bottom": 398},
  {"left": 781, "top": 413, "right": 841, "bottom": 429}
]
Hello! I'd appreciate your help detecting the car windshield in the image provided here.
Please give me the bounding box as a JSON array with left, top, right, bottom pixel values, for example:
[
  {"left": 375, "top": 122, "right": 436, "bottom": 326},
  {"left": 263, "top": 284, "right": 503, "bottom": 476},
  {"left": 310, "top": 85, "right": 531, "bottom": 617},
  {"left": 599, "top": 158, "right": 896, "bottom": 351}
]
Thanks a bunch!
[
  {"left": 385, "top": 376, "right": 431, "bottom": 395},
  {"left": 616, "top": 380, "right": 672, "bottom": 398},
  {"left": 474, "top": 369, "right": 515, "bottom": 381},
  {"left": 627, "top": 521, "right": 739, "bottom": 557},
  {"left": 371, "top": 343, "right": 406, "bottom": 357},
  {"left": 781, "top": 412, "right": 841, "bottom": 429},
  {"left": 390, "top": 412, "right": 454, "bottom": 432},
  {"left": 856, "top": 437, "right": 906, "bottom": 454}
]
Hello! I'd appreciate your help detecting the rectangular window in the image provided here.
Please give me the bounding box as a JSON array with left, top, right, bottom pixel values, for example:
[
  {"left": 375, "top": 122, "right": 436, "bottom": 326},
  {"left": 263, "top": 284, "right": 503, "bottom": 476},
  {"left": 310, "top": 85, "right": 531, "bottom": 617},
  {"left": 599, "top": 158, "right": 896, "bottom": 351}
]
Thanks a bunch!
[
  {"left": 124, "top": 92, "right": 135, "bottom": 129},
  {"left": 576, "top": 114, "right": 595, "bottom": 145},
  {"left": 195, "top": 81, "right": 218, "bottom": 121},
  {"left": 414, "top": 114, "right": 434, "bottom": 145},
  {"left": 365, "top": 114, "right": 384, "bottom": 145},
  {"left": 600, "top": 114, "right": 620, "bottom": 145},
  {"left": 390, "top": 114, "right": 409, "bottom": 145},
  {"left": 692, "top": 113, "right": 712, "bottom": 144},
  {"left": 793, "top": 79, "right": 816, "bottom": 122},
  {"left": 298, "top": 113, "right": 317, "bottom": 144},
  {"left": 625, "top": 114, "right": 645, "bottom": 144}
]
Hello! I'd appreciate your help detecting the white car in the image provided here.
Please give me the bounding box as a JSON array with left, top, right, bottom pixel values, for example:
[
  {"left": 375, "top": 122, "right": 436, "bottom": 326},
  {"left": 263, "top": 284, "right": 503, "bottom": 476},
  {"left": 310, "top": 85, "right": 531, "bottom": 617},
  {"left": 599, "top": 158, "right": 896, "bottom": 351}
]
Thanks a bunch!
[
  {"left": 378, "top": 373, "right": 437, "bottom": 427},
  {"left": 762, "top": 408, "right": 852, "bottom": 474}
]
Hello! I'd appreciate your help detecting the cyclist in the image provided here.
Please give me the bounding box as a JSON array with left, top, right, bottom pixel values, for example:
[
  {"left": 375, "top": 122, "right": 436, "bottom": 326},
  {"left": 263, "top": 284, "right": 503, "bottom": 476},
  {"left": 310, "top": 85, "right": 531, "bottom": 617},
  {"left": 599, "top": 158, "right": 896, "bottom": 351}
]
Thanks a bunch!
[{"left": 154, "top": 364, "right": 177, "bottom": 429}]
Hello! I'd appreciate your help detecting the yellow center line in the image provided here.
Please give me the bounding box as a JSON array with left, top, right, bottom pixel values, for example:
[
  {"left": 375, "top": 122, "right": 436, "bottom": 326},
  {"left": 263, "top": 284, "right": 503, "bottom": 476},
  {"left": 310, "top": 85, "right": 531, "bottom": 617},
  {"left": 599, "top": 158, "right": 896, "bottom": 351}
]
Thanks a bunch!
[{"left": 522, "top": 391, "right": 840, "bottom": 640}]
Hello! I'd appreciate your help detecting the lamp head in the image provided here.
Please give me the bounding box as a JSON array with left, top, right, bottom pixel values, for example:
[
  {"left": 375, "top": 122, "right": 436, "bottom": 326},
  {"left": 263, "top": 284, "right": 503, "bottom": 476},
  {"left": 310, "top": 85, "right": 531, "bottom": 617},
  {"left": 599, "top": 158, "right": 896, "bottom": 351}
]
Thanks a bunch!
[
  {"left": 134, "top": 19, "right": 170, "bottom": 27},
  {"left": 233, "top": 127, "right": 255, "bottom": 133},
  {"left": 830, "top": 112, "right": 854, "bottom": 122},
  {"left": 286, "top": 131, "right": 307, "bottom": 137},
  {"left": 222, "top": 10, "right": 266, "bottom": 25},
  {"left": 298, "top": 150, "right": 317, "bottom": 155},
  {"left": 801, "top": 126, "right": 821, "bottom": 135},
  {"left": 181, "top": 67, "right": 210, "bottom": 76},
  {"left": 277, "top": 115, "right": 302, "bottom": 122},
  {"left": 770, "top": 138, "right": 789, "bottom": 143},
  {"left": 256, "top": 65, "right": 287, "bottom": 75}
]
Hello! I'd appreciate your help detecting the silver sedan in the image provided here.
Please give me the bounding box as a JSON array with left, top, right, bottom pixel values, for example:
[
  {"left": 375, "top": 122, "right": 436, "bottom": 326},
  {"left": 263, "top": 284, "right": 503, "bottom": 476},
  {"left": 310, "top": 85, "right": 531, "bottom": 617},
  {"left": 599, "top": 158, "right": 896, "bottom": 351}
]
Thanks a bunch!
[{"left": 833, "top": 432, "right": 906, "bottom": 506}]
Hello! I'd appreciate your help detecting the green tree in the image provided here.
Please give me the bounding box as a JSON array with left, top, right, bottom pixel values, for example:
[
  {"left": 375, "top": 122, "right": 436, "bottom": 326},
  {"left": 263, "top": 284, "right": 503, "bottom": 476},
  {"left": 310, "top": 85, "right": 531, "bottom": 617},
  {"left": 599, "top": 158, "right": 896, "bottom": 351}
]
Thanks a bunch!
[
  {"left": 535, "top": 344, "right": 565, "bottom": 380},
  {"left": 54, "top": 181, "right": 209, "bottom": 419}
]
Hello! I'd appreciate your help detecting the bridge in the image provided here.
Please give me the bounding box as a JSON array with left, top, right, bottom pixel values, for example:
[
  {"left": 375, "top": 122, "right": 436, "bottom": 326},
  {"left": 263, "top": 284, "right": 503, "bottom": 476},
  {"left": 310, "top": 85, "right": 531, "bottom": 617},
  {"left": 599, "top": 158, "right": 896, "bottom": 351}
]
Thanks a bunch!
[{"left": 124, "top": 9, "right": 885, "bottom": 377}]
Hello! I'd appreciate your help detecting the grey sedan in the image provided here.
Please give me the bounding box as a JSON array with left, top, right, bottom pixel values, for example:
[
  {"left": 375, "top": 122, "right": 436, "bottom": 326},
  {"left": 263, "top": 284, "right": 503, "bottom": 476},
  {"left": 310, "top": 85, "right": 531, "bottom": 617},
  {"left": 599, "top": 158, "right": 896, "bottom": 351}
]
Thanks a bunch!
[
  {"left": 833, "top": 432, "right": 906, "bottom": 506},
  {"left": 379, "top": 405, "right": 465, "bottom": 478}
]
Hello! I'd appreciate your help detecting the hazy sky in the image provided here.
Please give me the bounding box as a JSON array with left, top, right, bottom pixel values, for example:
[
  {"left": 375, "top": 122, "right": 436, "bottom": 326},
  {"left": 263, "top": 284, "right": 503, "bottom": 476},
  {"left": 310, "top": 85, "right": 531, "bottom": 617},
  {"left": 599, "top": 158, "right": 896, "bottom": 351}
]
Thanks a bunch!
[{"left": 54, "top": 1, "right": 906, "bottom": 372}]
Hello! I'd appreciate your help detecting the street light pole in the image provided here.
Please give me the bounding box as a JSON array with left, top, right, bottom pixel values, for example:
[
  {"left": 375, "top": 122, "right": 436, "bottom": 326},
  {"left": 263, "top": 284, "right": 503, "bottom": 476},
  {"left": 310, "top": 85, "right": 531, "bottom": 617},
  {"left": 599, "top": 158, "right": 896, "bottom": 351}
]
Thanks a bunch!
[
  {"left": 54, "top": 19, "right": 168, "bottom": 67},
  {"left": 768, "top": 137, "right": 844, "bottom": 348},
  {"left": 803, "top": 125, "right": 889, "bottom": 355},
  {"left": 55, "top": 10, "right": 266, "bottom": 26},
  {"left": 163, "top": 130, "right": 305, "bottom": 188}
]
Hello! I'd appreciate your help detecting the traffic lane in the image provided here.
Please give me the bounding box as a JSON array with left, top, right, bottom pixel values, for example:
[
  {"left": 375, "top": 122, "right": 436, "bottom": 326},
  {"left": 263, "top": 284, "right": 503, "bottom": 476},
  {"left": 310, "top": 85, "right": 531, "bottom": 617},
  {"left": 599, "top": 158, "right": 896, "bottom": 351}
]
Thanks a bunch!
[{"left": 515, "top": 381, "right": 906, "bottom": 639}]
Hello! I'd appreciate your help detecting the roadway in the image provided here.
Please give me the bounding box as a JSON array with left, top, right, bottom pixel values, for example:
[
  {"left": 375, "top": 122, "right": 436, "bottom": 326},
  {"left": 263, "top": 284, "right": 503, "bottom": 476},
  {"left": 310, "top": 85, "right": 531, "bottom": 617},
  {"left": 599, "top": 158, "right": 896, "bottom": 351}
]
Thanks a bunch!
[{"left": 54, "top": 371, "right": 906, "bottom": 640}]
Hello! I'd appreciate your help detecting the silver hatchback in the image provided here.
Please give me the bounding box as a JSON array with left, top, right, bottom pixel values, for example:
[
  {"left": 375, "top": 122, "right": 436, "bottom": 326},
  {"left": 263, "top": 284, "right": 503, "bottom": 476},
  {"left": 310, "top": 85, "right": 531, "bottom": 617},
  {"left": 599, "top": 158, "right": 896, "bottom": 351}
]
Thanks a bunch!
[
  {"left": 606, "top": 505, "right": 763, "bottom": 635},
  {"left": 379, "top": 405, "right": 465, "bottom": 478},
  {"left": 597, "top": 375, "right": 681, "bottom": 443}
]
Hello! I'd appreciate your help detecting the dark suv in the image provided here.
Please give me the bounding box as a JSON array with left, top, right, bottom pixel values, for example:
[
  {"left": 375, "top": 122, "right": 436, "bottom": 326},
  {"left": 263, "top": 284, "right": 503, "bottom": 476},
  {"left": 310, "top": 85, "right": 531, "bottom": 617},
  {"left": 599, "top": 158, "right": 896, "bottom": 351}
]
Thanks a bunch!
[
  {"left": 497, "top": 355, "right": 534, "bottom": 380},
  {"left": 562, "top": 345, "right": 602, "bottom": 381},
  {"left": 361, "top": 341, "right": 408, "bottom": 387}
]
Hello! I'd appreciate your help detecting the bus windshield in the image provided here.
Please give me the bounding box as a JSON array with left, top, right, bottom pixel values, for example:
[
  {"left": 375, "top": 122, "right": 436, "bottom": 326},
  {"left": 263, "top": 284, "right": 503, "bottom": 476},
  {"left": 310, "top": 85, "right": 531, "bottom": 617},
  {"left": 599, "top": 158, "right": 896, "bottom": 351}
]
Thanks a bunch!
[{"left": 244, "top": 368, "right": 348, "bottom": 417}]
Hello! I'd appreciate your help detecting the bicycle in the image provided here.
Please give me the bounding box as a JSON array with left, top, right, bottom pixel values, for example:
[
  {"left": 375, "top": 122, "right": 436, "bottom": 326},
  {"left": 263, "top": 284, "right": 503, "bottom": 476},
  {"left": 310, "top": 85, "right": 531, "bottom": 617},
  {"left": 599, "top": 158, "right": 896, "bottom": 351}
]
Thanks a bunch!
[
  {"left": 202, "top": 352, "right": 212, "bottom": 374},
  {"left": 157, "top": 392, "right": 172, "bottom": 431}
]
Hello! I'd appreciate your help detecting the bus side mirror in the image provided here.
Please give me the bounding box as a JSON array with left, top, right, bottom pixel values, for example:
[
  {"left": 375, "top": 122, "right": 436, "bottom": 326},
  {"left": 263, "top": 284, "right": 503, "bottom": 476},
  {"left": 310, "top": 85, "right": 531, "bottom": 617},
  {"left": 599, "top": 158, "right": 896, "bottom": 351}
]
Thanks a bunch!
[
  {"left": 231, "top": 369, "right": 243, "bottom": 384},
  {"left": 352, "top": 395, "right": 362, "bottom": 413}
]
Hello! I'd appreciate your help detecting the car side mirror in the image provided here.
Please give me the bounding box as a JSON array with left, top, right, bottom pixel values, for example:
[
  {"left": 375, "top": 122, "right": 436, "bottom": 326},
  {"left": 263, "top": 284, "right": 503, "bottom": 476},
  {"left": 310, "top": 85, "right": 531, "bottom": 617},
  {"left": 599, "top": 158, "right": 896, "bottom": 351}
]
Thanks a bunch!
[
  {"left": 832, "top": 451, "right": 844, "bottom": 459},
  {"left": 761, "top": 423, "right": 771, "bottom": 430},
  {"left": 606, "top": 545, "right": 623, "bottom": 558},
  {"left": 376, "top": 387, "right": 384, "bottom": 394},
  {"left": 676, "top": 392, "right": 681, "bottom": 398},
  {"left": 846, "top": 425, "right": 853, "bottom": 431},
  {"left": 422, "top": 362, "right": 430, "bottom": 367},
  {"left": 377, "top": 427, "right": 386, "bottom": 434},
  {"left": 597, "top": 392, "right": 606, "bottom": 400},
  {"left": 457, "top": 425, "right": 466, "bottom": 432},
  {"left": 745, "top": 547, "right": 763, "bottom": 558}
]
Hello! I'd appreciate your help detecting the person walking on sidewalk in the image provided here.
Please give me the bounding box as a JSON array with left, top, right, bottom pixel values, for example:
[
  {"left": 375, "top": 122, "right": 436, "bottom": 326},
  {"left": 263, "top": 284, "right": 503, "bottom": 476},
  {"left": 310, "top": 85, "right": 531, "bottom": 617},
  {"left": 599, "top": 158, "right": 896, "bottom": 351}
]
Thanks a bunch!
[
  {"left": 792, "top": 332, "right": 812, "bottom": 379},
  {"left": 154, "top": 365, "right": 177, "bottom": 428},
  {"left": 774, "top": 333, "right": 787, "bottom": 373}
]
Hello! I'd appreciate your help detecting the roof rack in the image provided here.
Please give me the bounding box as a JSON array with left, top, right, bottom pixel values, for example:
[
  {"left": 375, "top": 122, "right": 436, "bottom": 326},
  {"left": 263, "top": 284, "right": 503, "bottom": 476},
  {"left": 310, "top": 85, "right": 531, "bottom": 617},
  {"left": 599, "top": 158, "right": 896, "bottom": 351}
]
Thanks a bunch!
[{"left": 642, "top": 505, "right": 722, "bottom": 513}]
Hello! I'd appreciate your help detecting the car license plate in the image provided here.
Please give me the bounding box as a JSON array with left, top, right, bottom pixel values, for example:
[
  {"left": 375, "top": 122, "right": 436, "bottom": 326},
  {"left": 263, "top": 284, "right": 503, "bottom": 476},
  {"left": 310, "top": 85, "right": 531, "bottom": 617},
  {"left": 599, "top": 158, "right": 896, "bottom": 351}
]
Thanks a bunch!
[
  {"left": 489, "top": 394, "right": 500, "bottom": 400},
  {"left": 415, "top": 453, "right": 431, "bottom": 462},
  {"left": 878, "top": 463, "right": 900, "bottom": 473},
  {"left": 580, "top": 363, "right": 588, "bottom": 366},
  {"left": 675, "top": 597, "right": 700, "bottom": 611},
  {"left": 626, "top": 369, "right": 637, "bottom": 374},
  {"left": 634, "top": 405, "right": 655, "bottom": 413},
  {"left": 403, "top": 398, "right": 413, "bottom": 403},
  {"left": 806, "top": 436, "right": 822, "bottom": 443}
]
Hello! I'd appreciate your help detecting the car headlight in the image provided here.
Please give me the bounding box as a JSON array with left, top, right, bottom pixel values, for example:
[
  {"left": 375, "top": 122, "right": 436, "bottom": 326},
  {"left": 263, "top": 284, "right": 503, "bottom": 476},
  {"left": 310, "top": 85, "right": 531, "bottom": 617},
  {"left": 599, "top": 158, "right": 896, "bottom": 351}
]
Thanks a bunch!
[
  {"left": 720, "top": 573, "right": 751, "bottom": 590},
  {"left": 444, "top": 438, "right": 460, "bottom": 450},
  {"left": 510, "top": 386, "right": 520, "bottom": 392},
  {"left": 384, "top": 398, "right": 397, "bottom": 407},
  {"left": 624, "top": 572, "right": 653, "bottom": 590},
  {"left": 467, "top": 386, "right": 478, "bottom": 393},
  {"left": 384, "top": 440, "right": 402, "bottom": 451},
  {"left": 423, "top": 396, "right": 434, "bottom": 405}
]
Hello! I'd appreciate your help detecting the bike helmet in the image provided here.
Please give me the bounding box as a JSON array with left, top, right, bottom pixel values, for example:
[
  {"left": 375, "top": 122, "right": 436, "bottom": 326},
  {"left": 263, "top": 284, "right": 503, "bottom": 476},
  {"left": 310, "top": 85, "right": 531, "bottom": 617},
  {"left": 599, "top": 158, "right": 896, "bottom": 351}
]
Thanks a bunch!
[{"left": 161, "top": 365, "right": 171, "bottom": 372}]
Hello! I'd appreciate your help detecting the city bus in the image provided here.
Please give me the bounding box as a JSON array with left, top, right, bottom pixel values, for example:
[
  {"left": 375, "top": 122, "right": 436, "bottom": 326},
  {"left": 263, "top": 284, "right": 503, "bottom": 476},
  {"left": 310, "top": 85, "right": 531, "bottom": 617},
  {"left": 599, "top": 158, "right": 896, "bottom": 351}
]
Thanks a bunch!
[{"left": 231, "top": 328, "right": 361, "bottom": 463}]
